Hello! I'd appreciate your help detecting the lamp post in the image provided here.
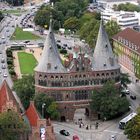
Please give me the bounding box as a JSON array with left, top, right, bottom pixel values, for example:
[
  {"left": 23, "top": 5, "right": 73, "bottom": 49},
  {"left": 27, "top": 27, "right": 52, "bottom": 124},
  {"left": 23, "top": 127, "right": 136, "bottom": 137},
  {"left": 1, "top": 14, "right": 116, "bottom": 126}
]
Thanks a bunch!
[{"left": 42, "top": 103, "right": 46, "bottom": 118}]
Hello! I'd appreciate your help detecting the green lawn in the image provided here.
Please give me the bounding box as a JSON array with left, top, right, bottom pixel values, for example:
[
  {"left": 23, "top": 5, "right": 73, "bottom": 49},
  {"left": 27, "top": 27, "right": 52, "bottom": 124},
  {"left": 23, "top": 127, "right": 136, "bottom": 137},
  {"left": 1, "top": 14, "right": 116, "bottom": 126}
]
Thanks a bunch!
[
  {"left": 2, "top": 9, "right": 26, "bottom": 14},
  {"left": 11, "top": 27, "right": 41, "bottom": 40},
  {"left": 18, "top": 52, "right": 37, "bottom": 74}
]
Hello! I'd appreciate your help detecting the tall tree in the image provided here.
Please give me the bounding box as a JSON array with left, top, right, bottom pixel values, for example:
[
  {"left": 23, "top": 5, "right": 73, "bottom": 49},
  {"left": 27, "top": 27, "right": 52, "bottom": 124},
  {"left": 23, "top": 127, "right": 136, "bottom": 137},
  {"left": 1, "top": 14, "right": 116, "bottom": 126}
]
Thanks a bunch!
[
  {"left": 13, "top": 75, "right": 35, "bottom": 109},
  {"left": 105, "top": 20, "right": 121, "bottom": 41},
  {"left": 34, "top": 93, "right": 60, "bottom": 119},
  {"left": 120, "top": 73, "right": 131, "bottom": 88},
  {"left": 124, "top": 107, "right": 140, "bottom": 140},
  {"left": 64, "top": 17, "right": 80, "bottom": 31},
  {"left": 0, "top": 110, "right": 28, "bottom": 140},
  {"left": 90, "top": 81, "right": 129, "bottom": 120}
]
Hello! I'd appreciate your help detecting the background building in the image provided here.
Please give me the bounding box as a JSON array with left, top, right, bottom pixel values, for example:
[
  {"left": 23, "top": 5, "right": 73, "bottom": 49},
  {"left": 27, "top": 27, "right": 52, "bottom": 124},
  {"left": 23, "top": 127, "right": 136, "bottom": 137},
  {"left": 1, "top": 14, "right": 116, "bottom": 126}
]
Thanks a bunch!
[
  {"left": 34, "top": 20, "right": 120, "bottom": 121},
  {"left": 102, "top": 10, "right": 140, "bottom": 29},
  {"left": 112, "top": 28, "right": 140, "bottom": 78}
]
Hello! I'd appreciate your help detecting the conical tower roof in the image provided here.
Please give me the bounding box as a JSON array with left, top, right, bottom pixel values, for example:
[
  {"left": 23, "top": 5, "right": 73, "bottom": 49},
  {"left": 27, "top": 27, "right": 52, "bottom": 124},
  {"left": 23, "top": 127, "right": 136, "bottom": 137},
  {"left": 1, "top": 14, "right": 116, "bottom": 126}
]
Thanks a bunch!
[
  {"left": 92, "top": 21, "right": 120, "bottom": 71},
  {"left": 35, "top": 20, "right": 66, "bottom": 73}
]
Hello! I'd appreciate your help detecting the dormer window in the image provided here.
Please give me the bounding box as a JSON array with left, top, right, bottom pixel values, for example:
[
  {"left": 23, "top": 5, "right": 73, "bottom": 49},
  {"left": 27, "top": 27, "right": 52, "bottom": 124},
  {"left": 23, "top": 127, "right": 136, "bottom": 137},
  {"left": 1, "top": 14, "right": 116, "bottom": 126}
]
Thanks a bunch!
[
  {"left": 104, "top": 63, "right": 106, "bottom": 67},
  {"left": 47, "top": 63, "right": 51, "bottom": 69},
  {"left": 54, "top": 65, "right": 58, "bottom": 69},
  {"left": 105, "top": 44, "right": 108, "bottom": 48}
]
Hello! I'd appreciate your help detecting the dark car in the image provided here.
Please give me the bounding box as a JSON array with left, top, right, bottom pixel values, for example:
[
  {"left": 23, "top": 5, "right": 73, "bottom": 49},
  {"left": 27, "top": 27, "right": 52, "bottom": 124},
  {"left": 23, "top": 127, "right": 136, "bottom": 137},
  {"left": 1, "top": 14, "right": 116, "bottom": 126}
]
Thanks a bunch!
[
  {"left": 130, "top": 95, "right": 136, "bottom": 100},
  {"left": 60, "top": 130, "right": 70, "bottom": 136}
]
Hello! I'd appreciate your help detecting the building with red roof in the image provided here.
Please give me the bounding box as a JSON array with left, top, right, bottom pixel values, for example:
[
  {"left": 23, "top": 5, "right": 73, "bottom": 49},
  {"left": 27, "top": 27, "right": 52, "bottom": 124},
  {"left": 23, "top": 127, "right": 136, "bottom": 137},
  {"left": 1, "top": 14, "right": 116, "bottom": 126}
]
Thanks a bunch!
[
  {"left": 113, "top": 28, "right": 140, "bottom": 78},
  {"left": 0, "top": 80, "right": 55, "bottom": 140},
  {"left": 0, "top": 80, "right": 20, "bottom": 113},
  {"left": 26, "top": 101, "right": 56, "bottom": 140}
]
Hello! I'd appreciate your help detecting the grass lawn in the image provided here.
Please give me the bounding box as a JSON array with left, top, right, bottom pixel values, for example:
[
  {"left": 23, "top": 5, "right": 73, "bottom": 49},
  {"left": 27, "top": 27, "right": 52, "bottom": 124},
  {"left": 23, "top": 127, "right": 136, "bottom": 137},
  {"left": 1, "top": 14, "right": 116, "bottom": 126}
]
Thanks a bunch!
[
  {"left": 2, "top": 9, "right": 26, "bottom": 14},
  {"left": 11, "top": 27, "right": 41, "bottom": 40},
  {"left": 18, "top": 52, "right": 37, "bottom": 74}
]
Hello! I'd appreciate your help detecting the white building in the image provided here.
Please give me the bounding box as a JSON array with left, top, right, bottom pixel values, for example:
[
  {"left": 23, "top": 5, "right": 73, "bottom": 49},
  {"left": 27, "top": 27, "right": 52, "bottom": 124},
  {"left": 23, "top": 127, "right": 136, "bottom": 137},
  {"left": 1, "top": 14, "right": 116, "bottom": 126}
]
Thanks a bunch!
[
  {"left": 102, "top": 10, "right": 140, "bottom": 29},
  {"left": 97, "top": 0, "right": 138, "bottom": 9}
]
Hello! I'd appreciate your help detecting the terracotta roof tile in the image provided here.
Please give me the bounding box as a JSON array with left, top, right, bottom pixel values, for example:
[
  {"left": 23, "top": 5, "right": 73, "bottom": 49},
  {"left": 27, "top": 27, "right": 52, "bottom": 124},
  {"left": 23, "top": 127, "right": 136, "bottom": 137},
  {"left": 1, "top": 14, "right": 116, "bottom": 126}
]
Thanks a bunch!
[
  {"left": 112, "top": 28, "right": 140, "bottom": 54},
  {"left": 26, "top": 101, "right": 40, "bottom": 127},
  {"left": 0, "top": 80, "right": 20, "bottom": 112}
]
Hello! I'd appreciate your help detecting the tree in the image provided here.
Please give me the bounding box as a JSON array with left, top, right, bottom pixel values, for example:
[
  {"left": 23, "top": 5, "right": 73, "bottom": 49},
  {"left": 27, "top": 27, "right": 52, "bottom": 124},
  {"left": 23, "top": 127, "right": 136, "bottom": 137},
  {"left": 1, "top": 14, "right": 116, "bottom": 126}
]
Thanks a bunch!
[
  {"left": 34, "top": 0, "right": 89, "bottom": 28},
  {"left": 79, "top": 18, "right": 99, "bottom": 47},
  {"left": 117, "top": 3, "right": 140, "bottom": 12},
  {"left": 105, "top": 20, "right": 121, "bottom": 41},
  {"left": 90, "top": 81, "right": 129, "bottom": 120},
  {"left": 120, "top": 73, "right": 131, "bottom": 88},
  {"left": 13, "top": 75, "right": 35, "bottom": 109},
  {"left": 64, "top": 17, "right": 80, "bottom": 31},
  {"left": 34, "top": 93, "right": 60, "bottom": 119},
  {"left": 0, "top": 11, "right": 4, "bottom": 22},
  {"left": 0, "top": 110, "right": 28, "bottom": 140},
  {"left": 124, "top": 107, "right": 140, "bottom": 140}
]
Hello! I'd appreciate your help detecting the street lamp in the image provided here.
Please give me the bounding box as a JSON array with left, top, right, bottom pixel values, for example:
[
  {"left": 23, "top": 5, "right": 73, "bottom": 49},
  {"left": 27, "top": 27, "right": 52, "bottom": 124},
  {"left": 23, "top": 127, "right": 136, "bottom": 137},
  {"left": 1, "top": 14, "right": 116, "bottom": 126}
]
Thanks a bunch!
[{"left": 42, "top": 103, "right": 46, "bottom": 118}]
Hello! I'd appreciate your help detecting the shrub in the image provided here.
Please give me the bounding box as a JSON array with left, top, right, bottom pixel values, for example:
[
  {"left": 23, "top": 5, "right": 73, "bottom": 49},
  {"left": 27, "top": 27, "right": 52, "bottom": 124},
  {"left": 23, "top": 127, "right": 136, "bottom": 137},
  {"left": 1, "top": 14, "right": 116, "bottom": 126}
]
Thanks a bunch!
[
  {"left": 60, "top": 49, "right": 67, "bottom": 54},
  {"left": 9, "top": 69, "right": 16, "bottom": 76}
]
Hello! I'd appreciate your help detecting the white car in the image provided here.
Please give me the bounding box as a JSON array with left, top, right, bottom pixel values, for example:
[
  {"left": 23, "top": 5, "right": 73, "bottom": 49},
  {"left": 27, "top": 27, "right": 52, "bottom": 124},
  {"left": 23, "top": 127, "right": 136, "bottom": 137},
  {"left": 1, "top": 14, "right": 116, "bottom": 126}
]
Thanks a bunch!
[
  {"left": 3, "top": 73, "right": 8, "bottom": 78},
  {"left": 111, "top": 135, "right": 116, "bottom": 140}
]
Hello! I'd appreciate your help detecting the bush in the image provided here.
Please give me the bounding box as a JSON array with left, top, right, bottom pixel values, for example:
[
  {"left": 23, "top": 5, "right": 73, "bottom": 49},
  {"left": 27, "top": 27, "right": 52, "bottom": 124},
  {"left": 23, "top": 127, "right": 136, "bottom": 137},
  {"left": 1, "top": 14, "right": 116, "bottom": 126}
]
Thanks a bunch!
[
  {"left": 60, "top": 49, "right": 67, "bottom": 54},
  {"left": 7, "top": 59, "right": 13, "bottom": 65},
  {"left": 8, "top": 65, "right": 14, "bottom": 70},
  {"left": 57, "top": 44, "right": 61, "bottom": 49},
  {"left": 9, "top": 69, "right": 16, "bottom": 76},
  {"left": 6, "top": 49, "right": 13, "bottom": 57}
]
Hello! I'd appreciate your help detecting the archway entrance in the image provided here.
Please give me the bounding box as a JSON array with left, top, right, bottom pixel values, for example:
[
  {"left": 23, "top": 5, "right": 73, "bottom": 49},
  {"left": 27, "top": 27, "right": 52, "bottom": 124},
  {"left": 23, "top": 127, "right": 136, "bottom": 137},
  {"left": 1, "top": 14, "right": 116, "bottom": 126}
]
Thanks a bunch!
[
  {"left": 60, "top": 116, "right": 66, "bottom": 122},
  {"left": 74, "top": 108, "right": 90, "bottom": 124}
]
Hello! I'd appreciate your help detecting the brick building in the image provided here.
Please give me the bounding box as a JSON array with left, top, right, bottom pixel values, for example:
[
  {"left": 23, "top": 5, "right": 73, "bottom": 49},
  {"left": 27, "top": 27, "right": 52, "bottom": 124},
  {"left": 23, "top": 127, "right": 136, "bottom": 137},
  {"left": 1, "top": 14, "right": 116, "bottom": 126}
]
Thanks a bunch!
[
  {"left": 26, "top": 101, "right": 55, "bottom": 140},
  {"left": 0, "top": 80, "right": 56, "bottom": 140},
  {"left": 34, "top": 20, "right": 121, "bottom": 121},
  {"left": 113, "top": 28, "right": 140, "bottom": 78}
]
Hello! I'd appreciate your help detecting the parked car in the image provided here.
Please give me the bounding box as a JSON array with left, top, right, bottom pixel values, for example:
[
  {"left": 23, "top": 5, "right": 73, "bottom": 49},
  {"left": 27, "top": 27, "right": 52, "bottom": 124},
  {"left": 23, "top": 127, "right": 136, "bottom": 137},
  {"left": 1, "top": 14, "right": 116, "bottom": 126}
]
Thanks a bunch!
[
  {"left": 3, "top": 73, "right": 8, "bottom": 78},
  {"left": 73, "top": 135, "right": 79, "bottom": 140},
  {"left": 59, "top": 130, "right": 70, "bottom": 136},
  {"left": 2, "top": 64, "right": 6, "bottom": 69},
  {"left": 130, "top": 95, "right": 136, "bottom": 100},
  {"left": 1, "top": 57, "right": 5, "bottom": 63},
  {"left": 121, "top": 89, "right": 130, "bottom": 95},
  {"left": 110, "top": 135, "right": 116, "bottom": 140}
]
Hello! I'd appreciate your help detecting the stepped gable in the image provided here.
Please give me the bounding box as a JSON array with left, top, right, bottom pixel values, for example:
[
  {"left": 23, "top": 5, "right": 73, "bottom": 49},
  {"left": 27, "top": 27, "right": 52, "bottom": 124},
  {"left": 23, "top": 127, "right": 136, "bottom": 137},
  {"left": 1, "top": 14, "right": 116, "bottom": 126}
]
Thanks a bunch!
[
  {"left": 92, "top": 21, "right": 120, "bottom": 71},
  {"left": 26, "top": 101, "right": 40, "bottom": 127},
  {"left": 0, "top": 80, "right": 20, "bottom": 112},
  {"left": 35, "top": 19, "right": 66, "bottom": 73}
]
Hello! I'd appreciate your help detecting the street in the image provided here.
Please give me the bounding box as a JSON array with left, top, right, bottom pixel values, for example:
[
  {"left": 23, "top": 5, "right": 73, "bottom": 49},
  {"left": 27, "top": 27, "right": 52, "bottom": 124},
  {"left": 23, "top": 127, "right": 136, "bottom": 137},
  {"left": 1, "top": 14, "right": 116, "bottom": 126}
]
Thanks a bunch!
[{"left": 0, "top": 1, "right": 140, "bottom": 140}]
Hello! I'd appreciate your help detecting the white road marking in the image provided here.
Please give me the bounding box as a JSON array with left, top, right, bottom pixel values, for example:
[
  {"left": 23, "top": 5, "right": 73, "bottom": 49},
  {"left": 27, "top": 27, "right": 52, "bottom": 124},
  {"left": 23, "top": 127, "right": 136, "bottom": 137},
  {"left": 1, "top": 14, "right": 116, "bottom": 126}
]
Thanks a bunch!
[{"left": 104, "top": 130, "right": 123, "bottom": 135}]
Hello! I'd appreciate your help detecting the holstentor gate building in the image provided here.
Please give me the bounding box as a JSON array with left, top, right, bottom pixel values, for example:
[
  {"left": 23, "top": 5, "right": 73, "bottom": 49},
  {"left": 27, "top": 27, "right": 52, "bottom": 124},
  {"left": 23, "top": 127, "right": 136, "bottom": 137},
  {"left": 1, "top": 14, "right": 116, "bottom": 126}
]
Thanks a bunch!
[{"left": 34, "top": 20, "right": 121, "bottom": 121}]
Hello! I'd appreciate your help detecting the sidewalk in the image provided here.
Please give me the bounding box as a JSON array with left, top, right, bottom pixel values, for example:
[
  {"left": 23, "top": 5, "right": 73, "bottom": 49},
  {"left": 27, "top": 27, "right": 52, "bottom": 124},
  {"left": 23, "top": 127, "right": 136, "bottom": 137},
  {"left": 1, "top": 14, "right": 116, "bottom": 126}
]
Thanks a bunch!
[{"left": 53, "top": 119, "right": 115, "bottom": 133}]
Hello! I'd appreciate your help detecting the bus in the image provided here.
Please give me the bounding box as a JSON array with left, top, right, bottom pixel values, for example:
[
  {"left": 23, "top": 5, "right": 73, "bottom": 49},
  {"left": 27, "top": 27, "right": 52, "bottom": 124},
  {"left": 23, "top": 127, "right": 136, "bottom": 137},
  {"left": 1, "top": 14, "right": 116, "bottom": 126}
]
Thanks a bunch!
[{"left": 119, "top": 112, "right": 137, "bottom": 129}]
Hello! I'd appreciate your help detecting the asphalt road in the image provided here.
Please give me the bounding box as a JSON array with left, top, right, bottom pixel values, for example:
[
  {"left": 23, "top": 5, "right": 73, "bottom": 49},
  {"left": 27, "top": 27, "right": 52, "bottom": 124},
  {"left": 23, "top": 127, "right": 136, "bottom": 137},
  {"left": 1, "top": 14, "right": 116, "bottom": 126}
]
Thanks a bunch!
[{"left": 0, "top": 2, "right": 139, "bottom": 140}]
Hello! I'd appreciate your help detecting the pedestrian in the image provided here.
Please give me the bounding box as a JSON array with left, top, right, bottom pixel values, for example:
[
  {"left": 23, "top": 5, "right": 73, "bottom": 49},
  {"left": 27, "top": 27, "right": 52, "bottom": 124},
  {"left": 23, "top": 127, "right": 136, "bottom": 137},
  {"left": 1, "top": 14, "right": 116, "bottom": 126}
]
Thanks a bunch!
[
  {"left": 90, "top": 124, "right": 92, "bottom": 129},
  {"left": 95, "top": 122, "right": 98, "bottom": 129}
]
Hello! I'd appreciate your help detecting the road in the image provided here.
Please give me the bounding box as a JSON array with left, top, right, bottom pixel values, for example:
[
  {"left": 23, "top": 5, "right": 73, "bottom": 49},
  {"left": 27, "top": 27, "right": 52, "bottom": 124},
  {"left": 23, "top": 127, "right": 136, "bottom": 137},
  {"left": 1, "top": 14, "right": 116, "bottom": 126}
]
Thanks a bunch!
[{"left": 0, "top": 2, "right": 140, "bottom": 140}]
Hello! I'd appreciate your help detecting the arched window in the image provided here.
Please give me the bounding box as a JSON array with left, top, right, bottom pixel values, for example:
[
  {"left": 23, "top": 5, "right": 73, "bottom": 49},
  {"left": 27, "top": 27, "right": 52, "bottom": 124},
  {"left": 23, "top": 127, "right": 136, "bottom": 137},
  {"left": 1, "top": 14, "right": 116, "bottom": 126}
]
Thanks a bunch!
[
  {"left": 97, "top": 73, "right": 100, "bottom": 77},
  {"left": 111, "top": 72, "right": 114, "bottom": 75},
  {"left": 102, "top": 73, "right": 105, "bottom": 76},
  {"left": 106, "top": 73, "right": 109, "bottom": 76},
  {"left": 51, "top": 75, "right": 54, "bottom": 78}
]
